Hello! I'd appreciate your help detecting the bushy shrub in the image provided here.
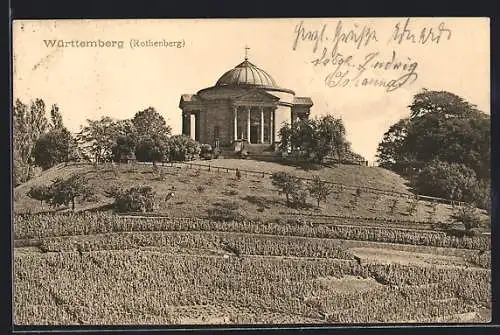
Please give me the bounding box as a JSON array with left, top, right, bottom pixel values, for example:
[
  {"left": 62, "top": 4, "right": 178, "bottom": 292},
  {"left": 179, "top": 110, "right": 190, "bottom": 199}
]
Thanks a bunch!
[
  {"left": 110, "top": 186, "right": 157, "bottom": 213},
  {"left": 166, "top": 135, "right": 201, "bottom": 162},
  {"left": 26, "top": 185, "right": 52, "bottom": 207},
  {"left": 213, "top": 147, "right": 221, "bottom": 159},
  {"left": 413, "top": 159, "right": 489, "bottom": 208},
  {"left": 238, "top": 149, "right": 249, "bottom": 159},
  {"left": 200, "top": 144, "right": 213, "bottom": 160},
  {"left": 47, "top": 175, "right": 95, "bottom": 211},
  {"left": 452, "top": 204, "right": 481, "bottom": 231},
  {"left": 135, "top": 135, "right": 167, "bottom": 165}
]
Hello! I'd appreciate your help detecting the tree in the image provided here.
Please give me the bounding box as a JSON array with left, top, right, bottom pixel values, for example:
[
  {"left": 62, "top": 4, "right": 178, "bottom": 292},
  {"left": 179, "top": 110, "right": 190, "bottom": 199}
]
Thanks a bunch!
[
  {"left": 49, "top": 104, "right": 64, "bottom": 129},
  {"left": 112, "top": 135, "right": 136, "bottom": 162},
  {"left": 33, "top": 128, "right": 73, "bottom": 170},
  {"left": 132, "top": 107, "right": 171, "bottom": 139},
  {"left": 166, "top": 135, "right": 201, "bottom": 162},
  {"left": 469, "top": 179, "right": 491, "bottom": 213},
  {"left": 307, "top": 176, "right": 333, "bottom": 207},
  {"left": 76, "top": 117, "right": 121, "bottom": 164},
  {"left": 114, "top": 119, "right": 136, "bottom": 138},
  {"left": 48, "top": 175, "right": 94, "bottom": 211},
  {"left": 271, "top": 172, "right": 307, "bottom": 206},
  {"left": 271, "top": 172, "right": 296, "bottom": 205},
  {"left": 376, "top": 89, "right": 490, "bottom": 207},
  {"left": 279, "top": 118, "right": 315, "bottom": 157},
  {"left": 135, "top": 135, "right": 168, "bottom": 165},
  {"left": 413, "top": 160, "right": 479, "bottom": 203},
  {"left": 376, "top": 118, "right": 411, "bottom": 171},
  {"left": 409, "top": 89, "right": 482, "bottom": 119},
  {"left": 404, "top": 111, "right": 490, "bottom": 177},
  {"left": 26, "top": 185, "right": 52, "bottom": 207},
  {"left": 316, "top": 115, "right": 348, "bottom": 165},
  {"left": 279, "top": 115, "right": 350, "bottom": 164},
  {"left": 12, "top": 98, "right": 49, "bottom": 185}
]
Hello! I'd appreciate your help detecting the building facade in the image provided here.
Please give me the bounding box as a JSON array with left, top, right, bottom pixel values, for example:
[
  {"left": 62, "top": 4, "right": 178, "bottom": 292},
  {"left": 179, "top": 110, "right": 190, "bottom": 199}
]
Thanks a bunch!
[{"left": 179, "top": 56, "right": 313, "bottom": 151}]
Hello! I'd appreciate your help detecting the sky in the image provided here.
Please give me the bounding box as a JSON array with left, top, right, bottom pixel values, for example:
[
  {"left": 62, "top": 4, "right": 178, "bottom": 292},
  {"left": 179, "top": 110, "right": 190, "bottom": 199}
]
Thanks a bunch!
[{"left": 12, "top": 18, "right": 490, "bottom": 164}]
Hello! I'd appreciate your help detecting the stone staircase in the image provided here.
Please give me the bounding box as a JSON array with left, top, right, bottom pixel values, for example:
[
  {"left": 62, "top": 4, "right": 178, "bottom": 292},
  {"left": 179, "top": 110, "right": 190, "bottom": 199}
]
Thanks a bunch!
[{"left": 217, "top": 143, "right": 280, "bottom": 160}]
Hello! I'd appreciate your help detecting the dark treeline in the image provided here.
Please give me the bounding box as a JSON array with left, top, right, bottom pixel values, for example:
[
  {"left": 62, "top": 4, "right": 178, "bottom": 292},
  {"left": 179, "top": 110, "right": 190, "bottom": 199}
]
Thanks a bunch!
[
  {"left": 13, "top": 100, "right": 201, "bottom": 187},
  {"left": 376, "top": 89, "right": 490, "bottom": 210}
]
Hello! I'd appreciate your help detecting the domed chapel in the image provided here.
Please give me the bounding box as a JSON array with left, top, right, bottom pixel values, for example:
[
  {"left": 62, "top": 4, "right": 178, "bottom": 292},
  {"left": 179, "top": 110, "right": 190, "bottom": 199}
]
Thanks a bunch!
[{"left": 179, "top": 49, "right": 313, "bottom": 152}]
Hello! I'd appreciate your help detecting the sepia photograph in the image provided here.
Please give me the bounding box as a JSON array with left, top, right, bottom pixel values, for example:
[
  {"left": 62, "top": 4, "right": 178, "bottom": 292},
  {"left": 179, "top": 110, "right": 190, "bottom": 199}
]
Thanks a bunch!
[{"left": 12, "top": 18, "right": 491, "bottom": 325}]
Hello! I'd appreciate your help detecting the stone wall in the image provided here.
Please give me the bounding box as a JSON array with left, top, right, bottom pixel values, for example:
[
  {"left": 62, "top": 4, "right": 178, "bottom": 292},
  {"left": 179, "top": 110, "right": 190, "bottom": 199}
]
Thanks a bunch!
[{"left": 204, "top": 102, "right": 232, "bottom": 146}]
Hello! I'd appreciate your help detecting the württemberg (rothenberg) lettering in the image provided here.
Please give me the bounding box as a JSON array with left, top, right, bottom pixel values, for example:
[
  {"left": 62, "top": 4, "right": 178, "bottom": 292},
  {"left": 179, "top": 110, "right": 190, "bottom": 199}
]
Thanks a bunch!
[
  {"left": 42, "top": 39, "right": 186, "bottom": 50},
  {"left": 43, "top": 39, "right": 125, "bottom": 49}
]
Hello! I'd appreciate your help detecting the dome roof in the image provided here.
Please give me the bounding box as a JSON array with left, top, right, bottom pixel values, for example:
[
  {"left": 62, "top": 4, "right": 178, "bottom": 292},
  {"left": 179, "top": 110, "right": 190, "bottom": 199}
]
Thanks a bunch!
[{"left": 215, "top": 59, "right": 278, "bottom": 88}]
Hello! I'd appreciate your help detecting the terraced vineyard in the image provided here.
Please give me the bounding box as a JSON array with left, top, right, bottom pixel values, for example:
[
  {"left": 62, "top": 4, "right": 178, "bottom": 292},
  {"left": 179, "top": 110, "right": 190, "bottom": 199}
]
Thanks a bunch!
[{"left": 14, "top": 213, "right": 491, "bottom": 325}]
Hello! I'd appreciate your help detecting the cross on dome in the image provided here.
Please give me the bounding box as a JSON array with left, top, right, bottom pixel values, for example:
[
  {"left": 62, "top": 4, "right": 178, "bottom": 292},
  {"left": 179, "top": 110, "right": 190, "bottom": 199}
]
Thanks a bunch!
[{"left": 244, "top": 45, "right": 250, "bottom": 60}]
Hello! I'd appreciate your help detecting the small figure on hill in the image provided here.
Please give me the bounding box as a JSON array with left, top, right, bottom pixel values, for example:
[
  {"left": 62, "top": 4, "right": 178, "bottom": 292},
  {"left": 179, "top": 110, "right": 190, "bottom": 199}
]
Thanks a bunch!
[
  {"left": 236, "top": 168, "right": 242, "bottom": 181},
  {"left": 165, "top": 192, "right": 175, "bottom": 202}
]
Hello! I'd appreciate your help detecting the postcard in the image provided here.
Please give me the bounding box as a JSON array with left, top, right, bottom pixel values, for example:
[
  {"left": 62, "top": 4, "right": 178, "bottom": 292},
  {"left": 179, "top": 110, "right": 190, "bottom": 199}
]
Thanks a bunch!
[{"left": 12, "top": 18, "right": 490, "bottom": 325}]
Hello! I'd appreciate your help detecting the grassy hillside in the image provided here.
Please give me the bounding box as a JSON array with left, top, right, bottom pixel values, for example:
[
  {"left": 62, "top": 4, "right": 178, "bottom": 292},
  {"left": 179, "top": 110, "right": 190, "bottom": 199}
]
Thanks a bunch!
[{"left": 13, "top": 160, "right": 489, "bottom": 229}]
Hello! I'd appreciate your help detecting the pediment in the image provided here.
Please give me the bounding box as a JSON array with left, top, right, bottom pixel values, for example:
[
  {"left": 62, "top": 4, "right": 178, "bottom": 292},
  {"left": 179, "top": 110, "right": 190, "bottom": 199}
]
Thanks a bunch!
[{"left": 233, "top": 89, "right": 280, "bottom": 103}]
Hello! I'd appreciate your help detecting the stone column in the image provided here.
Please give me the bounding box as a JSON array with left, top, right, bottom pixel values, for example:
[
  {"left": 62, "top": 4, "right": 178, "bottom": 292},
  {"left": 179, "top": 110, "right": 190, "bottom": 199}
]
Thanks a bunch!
[
  {"left": 271, "top": 108, "right": 275, "bottom": 143},
  {"left": 190, "top": 113, "right": 196, "bottom": 140},
  {"left": 260, "top": 107, "right": 264, "bottom": 144},
  {"left": 233, "top": 106, "right": 238, "bottom": 141},
  {"left": 182, "top": 112, "right": 190, "bottom": 137},
  {"left": 246, "top": 106, "right": 251, "bottom": 143},
  {"left": 195, "top": 111, "right": 201, "bottom": 141}
]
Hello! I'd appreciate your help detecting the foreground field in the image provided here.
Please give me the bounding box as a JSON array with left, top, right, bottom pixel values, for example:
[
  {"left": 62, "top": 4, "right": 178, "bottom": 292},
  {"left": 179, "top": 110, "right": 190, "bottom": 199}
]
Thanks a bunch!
[{"left": 13, "top": 213, "right": 491, "bottom": 325}]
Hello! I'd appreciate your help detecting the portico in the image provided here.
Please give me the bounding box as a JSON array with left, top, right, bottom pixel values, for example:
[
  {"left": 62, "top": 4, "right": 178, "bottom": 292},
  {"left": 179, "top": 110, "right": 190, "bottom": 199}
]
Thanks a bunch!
[{"left": 231, "top": 105, "right": 276, "bottom": 144}]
